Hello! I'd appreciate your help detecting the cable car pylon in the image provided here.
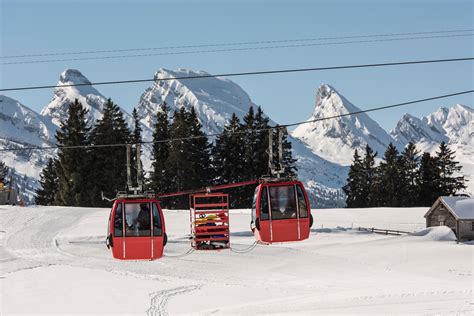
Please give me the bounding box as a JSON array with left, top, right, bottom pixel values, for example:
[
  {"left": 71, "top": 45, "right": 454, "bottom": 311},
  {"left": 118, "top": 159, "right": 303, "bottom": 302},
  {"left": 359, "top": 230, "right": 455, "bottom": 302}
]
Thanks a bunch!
[{"left": 268, "top": 126, "right": 286, "bottom": 179}]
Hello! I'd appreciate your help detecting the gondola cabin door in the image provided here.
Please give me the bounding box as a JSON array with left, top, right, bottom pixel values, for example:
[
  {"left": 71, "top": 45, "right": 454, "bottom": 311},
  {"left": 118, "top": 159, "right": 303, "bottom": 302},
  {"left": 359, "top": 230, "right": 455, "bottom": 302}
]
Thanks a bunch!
[
  {"left": 108, "top": 199, "right": 166, "bottom": 260},
  {"left": 252, "top": 181, "right": 311, "bottom": 243}
]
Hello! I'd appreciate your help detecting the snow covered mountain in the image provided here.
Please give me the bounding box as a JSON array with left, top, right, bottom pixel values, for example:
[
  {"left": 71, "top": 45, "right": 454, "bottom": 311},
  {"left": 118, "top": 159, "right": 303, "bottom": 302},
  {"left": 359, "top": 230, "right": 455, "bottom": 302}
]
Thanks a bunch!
[
  {"left": 292, "top": 84, "right": 396, "bottom": 165},
  {"left": 390, "top": 113, "right": 448, "bottom": 145},
  {"left": 41, "top": 69, "right": 112, "bottom": 127},
  {"left": 41, "top": 69, "right": 153, "bottom": 140},
  {"left": 136, "top": 68, "right": 253, "bottom": 134},
  {"left": 0, "top": 95, "right": 57, "bottom": 203},
  {"left": 391, "top": 104, "right": 474, "bottom": 194},
  {"left": 424, "top": 104, "right": 473, "bottom": 145},
  {"left": 1, "top": 68, "right": 471, "bottom": 205}
]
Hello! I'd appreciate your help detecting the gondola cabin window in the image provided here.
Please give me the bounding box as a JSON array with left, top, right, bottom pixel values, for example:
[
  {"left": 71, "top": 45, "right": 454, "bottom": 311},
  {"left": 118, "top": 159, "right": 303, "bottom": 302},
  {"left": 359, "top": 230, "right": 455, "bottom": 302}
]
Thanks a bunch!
[
  {"left": 251, "top": 188, "right": 257, "bottom": 223},
  {"left": 260, "top": 187, "right": 270, "bottom": 220},
  {"left": 296, "top": 185, "right": 309, "bottom": 218},
  {"left": 114, "top": 203, "right": 123, "bottom": 237},
  {"left": 125, "top": 203, "right": 151, "bottom": 237},
  {"left": 269, "top": 186, "right": 297, "bottom": 220},
  {"left": 152, "top": 203, "right": 163, "bottom": 236}
]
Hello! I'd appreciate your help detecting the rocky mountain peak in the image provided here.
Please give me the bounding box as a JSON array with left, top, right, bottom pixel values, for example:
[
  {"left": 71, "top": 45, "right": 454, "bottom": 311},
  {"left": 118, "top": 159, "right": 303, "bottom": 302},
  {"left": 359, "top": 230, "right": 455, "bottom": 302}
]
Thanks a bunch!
[
  {"left": 42, "top": 69, "right": 112, "bottom": 127},
  {"left": 293, "top": 84, "right": 395, "bottom": 165},
  {"left": 59, "top": 69, "right": 92, "bottom": 85},
  {"left": 316, "top": 83, "right": 335, "bottom": 102}
]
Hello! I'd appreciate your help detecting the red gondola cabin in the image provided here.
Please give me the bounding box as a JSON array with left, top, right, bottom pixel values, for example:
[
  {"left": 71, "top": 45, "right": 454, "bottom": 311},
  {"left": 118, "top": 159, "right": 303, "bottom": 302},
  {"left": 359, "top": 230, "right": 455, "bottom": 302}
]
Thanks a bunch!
[
  {"left": 107, "top": 196, "right": 167, "bottom": 260},
  {"left": 251, "top": 180, "right": 313, "bottom": 243}
]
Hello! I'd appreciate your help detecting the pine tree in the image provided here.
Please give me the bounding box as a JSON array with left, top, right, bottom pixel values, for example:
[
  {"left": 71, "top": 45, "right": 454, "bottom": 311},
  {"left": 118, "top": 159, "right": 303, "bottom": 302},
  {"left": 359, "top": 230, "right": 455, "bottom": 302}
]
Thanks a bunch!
[
  {"left": 213, "top": 113, "right": 246, "bottom": 207},
  {"left": 417, "top": 152, "right": 439, "bottom": 206},
  {"left": 150, "top": 102, "right": 171, "bottom": 194},
  {"left": 89, "top": 98, "right": 131, "bottom": 206},
  {"left": 434, "top": 141, "right": 466, "bottom": 196},
  {"left": 241, "top": 106, "right": 256, "bottom": 180},
  {"left": 186, "top": 107, "right": 212, "bottom": 189},
  {"left": 165, "top": 107, "right": 195, "bottom": 208},
  {"left": 343, "top": 150, "right": 364, "bottom": 208},
  {"left": 253, "top": 106, "right": 270, "bottom": 177},
  {"left": 54, "top": 99, "right": 91, "bottom": 206},
  {"left": 280, "top": 127, "right": 297, "bottom": 177},
  {"left": 360, "top": 145, "right": 377, "bottom": 207},
  {"left": 213, "top": 113, "right": 244, "bottom": 183},
  {"left": 377, "top": 143, "right": 402, "bottom": 207},
  {"left": 0, "top": 160, "right": 8, "bottom": 185},
  {"left": 399, "top": 143, "right": 420, "bottom": 206},
  {"left": 35, "top": 158, "right": 58, "bottom": 205}
]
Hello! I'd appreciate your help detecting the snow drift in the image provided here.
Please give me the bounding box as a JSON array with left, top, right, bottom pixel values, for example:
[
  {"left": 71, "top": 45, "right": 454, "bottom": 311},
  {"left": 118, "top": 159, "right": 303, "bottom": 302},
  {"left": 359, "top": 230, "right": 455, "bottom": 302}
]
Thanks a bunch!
[{"left": 411, "top": 226, "right": 457, "bottom": 241}]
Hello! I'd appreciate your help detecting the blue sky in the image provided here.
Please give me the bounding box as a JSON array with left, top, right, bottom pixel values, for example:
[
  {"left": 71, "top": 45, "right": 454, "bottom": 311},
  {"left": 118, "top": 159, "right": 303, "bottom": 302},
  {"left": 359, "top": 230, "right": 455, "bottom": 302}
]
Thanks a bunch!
[{"left": 1, "top": 0, "right": 473, "bottom": 131}]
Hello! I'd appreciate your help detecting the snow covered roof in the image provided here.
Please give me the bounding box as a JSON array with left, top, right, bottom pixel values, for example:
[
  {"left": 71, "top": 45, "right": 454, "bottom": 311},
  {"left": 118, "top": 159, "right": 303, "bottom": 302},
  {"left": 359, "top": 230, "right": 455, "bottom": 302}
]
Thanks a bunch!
[
  {"left": 425, "top": 196, "right": 474, "bottom": 220},
  {"left": 454, "top": 198, "right": 474, "bottom": 219}
]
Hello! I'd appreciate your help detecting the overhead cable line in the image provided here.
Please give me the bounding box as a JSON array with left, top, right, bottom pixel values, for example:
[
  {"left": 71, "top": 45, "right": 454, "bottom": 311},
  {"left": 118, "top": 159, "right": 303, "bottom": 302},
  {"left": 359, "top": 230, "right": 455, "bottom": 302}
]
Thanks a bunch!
[
  {"left": 2, "top": 33, "right": 473, "bottom": 65},
  {"left": 2, "top": 29, "right": 472, "bottom": 59},
  {"left": 1, "top": 56, "right": 473, "bottom": 92},
  {"left": 1, "top": 89, "right": 472, "bottom": 153}
]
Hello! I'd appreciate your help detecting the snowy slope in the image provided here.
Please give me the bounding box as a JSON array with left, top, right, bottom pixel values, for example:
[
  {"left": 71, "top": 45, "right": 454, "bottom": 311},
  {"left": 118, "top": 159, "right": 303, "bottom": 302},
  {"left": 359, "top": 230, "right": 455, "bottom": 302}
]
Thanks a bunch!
[
  {"left": 291, "top": 138, "right": 348, "bottom": 207},
  {"left": 0, "top": 95, "right": 56, "bottom": 147},
  {"left": 0, "top": 95, "right": 57, "bottom": 203},
  {"left": 292, "top": 84, "right": 396, "bottom": 165},
  {"left": 1, "top": 205, "right": 472, "bottom": 315},
  {"left": 391, "top": 104, "right": 474, "bottom": 194}
]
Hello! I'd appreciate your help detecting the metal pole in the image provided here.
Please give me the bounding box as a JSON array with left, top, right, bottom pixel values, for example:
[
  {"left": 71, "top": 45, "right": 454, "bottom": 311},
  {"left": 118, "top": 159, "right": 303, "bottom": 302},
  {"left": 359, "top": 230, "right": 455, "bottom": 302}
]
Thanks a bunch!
[
  {"left": 136, "top": 143, "right": 143, "bottom": 191},
  {"left": 267, "top": 187, "right": 273, "bottom": 242},
  {"left": 122, "top": 203, "right": 126, "bottom": 259},
  {"left": 126, "top": 144, "right": 132, "bottom": 191},
  {"left": 294, "top": 184, "right": 301, "bottom": 240},
  {"left": 278, "top": 127, "right": 284, "bottom": 176},
  {"left": 268, "top": 129, "right": 273, "bottom": 175},
  {"left": 150, "top": 202, "right": 154, "bottom": 259}
]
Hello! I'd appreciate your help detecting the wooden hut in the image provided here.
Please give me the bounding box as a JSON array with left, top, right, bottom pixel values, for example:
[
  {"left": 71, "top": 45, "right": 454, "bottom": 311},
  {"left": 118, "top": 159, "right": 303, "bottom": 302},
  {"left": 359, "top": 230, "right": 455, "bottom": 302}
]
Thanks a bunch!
[{"left": 425, "top": 196, "right": 474, "bottom": 241}]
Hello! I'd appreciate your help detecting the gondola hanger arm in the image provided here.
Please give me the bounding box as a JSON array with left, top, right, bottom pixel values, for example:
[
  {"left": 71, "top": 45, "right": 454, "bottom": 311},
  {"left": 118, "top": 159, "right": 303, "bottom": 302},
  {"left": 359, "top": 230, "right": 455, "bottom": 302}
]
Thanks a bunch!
[{"left": 157, "top": 179, "right": 259, "bottom": 198}]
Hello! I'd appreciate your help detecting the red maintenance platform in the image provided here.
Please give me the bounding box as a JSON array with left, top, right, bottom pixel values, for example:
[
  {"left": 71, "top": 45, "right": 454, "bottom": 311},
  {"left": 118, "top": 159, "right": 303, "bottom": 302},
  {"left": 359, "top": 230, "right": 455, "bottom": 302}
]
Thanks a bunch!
[{"left": 190, "top": 192, "right": 230, "bottom": 250}]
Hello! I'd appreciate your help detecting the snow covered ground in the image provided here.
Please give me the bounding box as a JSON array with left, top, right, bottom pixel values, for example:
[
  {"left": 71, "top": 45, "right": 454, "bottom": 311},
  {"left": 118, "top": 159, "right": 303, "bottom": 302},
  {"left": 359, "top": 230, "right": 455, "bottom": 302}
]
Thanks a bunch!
[{"left": 1, "top": 206, "right": 472, "bottom": 315}]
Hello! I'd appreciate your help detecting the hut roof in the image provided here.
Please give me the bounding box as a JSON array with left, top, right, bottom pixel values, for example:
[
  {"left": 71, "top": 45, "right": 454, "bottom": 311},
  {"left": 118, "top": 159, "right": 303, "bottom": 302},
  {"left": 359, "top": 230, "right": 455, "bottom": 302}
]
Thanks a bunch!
[{"left": 425, "top": 196, "right": 474, "bottom": 220}]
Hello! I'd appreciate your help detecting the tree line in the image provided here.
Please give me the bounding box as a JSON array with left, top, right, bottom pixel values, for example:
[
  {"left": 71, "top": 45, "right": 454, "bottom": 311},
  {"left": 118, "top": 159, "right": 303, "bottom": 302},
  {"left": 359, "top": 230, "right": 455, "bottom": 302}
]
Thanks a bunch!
[
  {"left": 35, "top": 99, "right": 296, "bottom": 208},
  {"left": 342, "top": 142, "right": 467, "bottom": 208}
]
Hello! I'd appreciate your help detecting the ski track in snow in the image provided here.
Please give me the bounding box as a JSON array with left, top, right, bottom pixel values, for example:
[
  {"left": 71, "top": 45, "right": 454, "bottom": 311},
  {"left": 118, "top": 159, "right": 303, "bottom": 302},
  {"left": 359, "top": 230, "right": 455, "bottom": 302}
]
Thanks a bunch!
[{"left": 146, "top": 285, "right": 201, "bottom": 316}]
